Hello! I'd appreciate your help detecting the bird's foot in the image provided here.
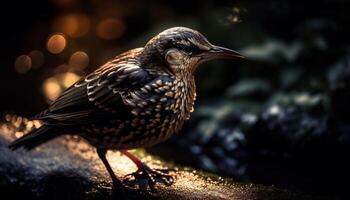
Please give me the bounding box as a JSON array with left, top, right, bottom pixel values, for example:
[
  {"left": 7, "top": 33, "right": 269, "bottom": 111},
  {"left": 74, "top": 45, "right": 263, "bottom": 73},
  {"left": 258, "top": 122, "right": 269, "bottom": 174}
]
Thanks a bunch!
[{"left": 123, "top": 163, "right": 176, "bottom": 191}]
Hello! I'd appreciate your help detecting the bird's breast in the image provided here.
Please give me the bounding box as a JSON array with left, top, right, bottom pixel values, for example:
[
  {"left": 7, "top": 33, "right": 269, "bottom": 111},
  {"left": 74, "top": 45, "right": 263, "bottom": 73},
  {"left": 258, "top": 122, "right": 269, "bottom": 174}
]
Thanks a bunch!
[{"left": 124, "top": 74, "right": 196, "bottom": 131}]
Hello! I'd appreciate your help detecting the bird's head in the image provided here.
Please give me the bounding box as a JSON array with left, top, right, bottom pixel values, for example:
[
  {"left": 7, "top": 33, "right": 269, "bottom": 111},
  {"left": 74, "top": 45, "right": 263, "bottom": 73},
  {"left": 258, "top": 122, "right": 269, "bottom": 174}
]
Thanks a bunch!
[{"left": 141, "top": 27, "right": 244, "bottom": 76}]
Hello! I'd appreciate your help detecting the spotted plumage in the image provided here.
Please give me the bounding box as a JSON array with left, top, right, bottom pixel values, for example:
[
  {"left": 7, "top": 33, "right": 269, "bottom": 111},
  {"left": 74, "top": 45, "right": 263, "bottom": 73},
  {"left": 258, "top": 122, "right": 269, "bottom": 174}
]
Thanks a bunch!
[{"left": 9, "top": 27, "right": 243, "bottom": 189}]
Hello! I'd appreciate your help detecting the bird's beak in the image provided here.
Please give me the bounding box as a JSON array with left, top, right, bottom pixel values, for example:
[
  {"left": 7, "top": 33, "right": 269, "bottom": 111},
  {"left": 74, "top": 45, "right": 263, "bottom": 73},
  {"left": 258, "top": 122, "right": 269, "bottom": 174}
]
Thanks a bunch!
[{"left": 200, "top": 45, "right": 244, "bottom": 61}]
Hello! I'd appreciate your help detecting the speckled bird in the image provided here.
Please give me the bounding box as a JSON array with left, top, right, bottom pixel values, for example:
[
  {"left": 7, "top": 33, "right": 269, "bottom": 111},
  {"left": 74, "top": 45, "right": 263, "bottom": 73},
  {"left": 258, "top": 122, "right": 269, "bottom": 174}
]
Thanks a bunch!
[{"left": 9, "top": 27, "right": 243, "bottom": 189}]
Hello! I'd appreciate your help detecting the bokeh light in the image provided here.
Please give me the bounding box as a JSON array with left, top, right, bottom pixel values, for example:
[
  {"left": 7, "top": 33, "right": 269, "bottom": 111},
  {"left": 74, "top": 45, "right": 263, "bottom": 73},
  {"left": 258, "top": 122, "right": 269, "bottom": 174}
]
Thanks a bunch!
[
  {"left": 14, "top": 55, "right": 32, "bottom": 74},
  {"left": 96, "top": 18, "right": 126, "bottom": 40},
  {"left": 52, "top": 14, "right": 90, "bottom": 38},
  {"left": 62, "top": 72, "right": 81, "bottom": 88},
  {"left": 69, "top": 51, "right": 89, "bottom": 69},
  {"left": 15, "top": 131, "right": 24, "bottom": 138},
  {"left": 43, "top": 77, "right": 62, "bottom": 101},
  {"left": 42, "top": 72, "right": 81, "bottom": 102},
  {"left": 28, "top": 50, "right": 44, "bottom": 69},
  {"left": 47, "top": 33, "right": 66, "bottom": 54},
  {"left": 226, "top": 6, "right": 245, "bottom": 24}
]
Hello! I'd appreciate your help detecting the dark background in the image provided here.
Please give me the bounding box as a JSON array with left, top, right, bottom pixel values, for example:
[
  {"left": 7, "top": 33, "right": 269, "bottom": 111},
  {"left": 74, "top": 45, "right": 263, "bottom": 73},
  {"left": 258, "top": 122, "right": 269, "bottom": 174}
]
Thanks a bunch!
[{"left": 1, "top": 0, "right": 350, "bottom": 199}]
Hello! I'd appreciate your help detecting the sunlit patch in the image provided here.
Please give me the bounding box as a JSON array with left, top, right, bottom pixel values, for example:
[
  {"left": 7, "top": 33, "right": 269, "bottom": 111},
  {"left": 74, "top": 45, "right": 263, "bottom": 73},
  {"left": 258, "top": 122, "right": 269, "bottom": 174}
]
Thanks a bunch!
[
  {"left": 14, "top": 55, "right": 32, "bottom": 74},
  {"left": 52, "top": 14, "right": 90, "bottom": 38},
  {"left": 47, "top": 33, "right": 66, "bottom": 54},
  {"left": 28, "top": 50, "right": 45, "bottom": 69},
  {"left": 69, "top": 51, "right": 89, "bottom": 69},
  {"left": 43, "top": 77, "right": 62, "bottom": 101},
  {"left": 96, "top": 18, "right": 126, "bottom": 40},
  {"left": 62, "top": 72, "right": 81, "bottom": 88}
]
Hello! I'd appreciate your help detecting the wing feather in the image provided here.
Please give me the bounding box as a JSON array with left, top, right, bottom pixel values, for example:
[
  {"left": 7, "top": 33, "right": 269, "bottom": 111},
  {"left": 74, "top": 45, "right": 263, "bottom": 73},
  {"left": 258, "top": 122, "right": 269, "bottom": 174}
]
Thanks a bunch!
[{"left": 35, "top": 48, "right": 150, "bottom": 125}]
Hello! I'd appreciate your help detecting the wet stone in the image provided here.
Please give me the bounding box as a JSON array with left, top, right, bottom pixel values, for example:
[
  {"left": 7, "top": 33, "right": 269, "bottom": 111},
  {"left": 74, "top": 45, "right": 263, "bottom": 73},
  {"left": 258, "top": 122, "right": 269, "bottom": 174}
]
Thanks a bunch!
[{"left": 0, "top": 119, "right": 320, "bottom": 200}]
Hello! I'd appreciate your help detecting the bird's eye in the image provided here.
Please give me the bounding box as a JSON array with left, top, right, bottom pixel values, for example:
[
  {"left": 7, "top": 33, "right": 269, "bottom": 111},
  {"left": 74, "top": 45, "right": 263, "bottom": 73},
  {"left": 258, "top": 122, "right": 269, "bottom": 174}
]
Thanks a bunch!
[{"left": 165, "top": 49, "right": 183, "bottom": 65}]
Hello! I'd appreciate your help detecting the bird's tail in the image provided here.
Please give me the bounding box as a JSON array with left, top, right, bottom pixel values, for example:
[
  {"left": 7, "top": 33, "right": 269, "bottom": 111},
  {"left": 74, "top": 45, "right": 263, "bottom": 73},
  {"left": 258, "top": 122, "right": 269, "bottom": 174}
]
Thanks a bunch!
[{"left": 8, "top": 126, "right": 57, "bottom": 151}]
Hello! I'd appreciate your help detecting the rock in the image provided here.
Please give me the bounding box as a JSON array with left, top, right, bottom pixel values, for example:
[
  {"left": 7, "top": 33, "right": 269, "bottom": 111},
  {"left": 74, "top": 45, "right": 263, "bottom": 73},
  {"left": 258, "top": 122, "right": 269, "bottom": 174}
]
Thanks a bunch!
[
  {"left": 148, "top": 100, "right": 349, "bottom": 199},
  {"left": 0, "top": 118, "right": 317, "bottom": 200}
]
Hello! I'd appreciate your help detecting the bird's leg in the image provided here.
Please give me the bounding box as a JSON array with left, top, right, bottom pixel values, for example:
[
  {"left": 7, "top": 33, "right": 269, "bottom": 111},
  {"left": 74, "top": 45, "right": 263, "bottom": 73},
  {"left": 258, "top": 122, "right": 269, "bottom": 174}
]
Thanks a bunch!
[
  {"left": 120, "top": 150, "right": 175, "bottom": 190},
  {"left": 97, "top": 148, "right": 123, "bottom": 188}
]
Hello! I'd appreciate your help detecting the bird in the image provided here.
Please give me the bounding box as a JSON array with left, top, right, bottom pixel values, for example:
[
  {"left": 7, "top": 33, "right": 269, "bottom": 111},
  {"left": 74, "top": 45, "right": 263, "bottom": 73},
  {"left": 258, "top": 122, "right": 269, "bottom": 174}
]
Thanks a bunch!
[{"left": 9, "top": 27, "right": 243, "bottom": 190}]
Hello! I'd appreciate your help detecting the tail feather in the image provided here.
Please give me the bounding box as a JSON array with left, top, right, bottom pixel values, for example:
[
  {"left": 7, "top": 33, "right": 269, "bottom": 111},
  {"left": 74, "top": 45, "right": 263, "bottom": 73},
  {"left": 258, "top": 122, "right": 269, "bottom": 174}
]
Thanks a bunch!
[{"left": 9, "top": 126, "right": 57, "bottom": 150}]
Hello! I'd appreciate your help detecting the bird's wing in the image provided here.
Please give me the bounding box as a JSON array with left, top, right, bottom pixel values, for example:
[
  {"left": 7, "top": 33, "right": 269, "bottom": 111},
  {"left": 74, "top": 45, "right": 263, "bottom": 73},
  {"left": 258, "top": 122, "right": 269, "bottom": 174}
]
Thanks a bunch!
[{"left": 35, "top": 49, "right": 151, "bottom": 125}]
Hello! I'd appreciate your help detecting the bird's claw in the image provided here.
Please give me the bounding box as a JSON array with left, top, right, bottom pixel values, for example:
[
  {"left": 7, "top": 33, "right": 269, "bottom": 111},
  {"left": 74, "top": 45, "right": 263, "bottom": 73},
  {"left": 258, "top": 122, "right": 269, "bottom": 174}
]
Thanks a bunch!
[{"left": 123, "top": 164, "right": 176, "bottom": 191}]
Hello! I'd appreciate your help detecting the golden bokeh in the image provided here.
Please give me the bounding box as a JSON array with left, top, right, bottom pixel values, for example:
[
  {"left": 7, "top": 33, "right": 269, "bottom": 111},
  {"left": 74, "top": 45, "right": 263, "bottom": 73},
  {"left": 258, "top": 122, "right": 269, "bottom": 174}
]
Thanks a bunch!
[
  {"left": 52, "top": 14, "right": 90, "bottom": 38},
  {"left": 15, "top": 131, "right": 24, "bottom": 138},
  {"left": 69, "top": 51, "right": 89, "bottom": 69},
  {"left": 42, "top": 72, "right": 81, "bottom": 102},
  {"left": 47, "top": 33, "right": 66, "bottom": 54},
  {"left": 28, "top": 50, "right": 44, "bottom": 69},
  {"left": 14, "top": 55, "right": 32, "bottom": 74},
  {"left": 33, "top": 120, "right": 42, "bottom": 129},
  {"left": 43, "top": 77, "right": 62, "bottom": 101},
  {"left": 62, "top": 72, "right": 81, "bottom": 88},
  {"left": 96, "top": 18, "right": 126, "bottom": 40}
]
